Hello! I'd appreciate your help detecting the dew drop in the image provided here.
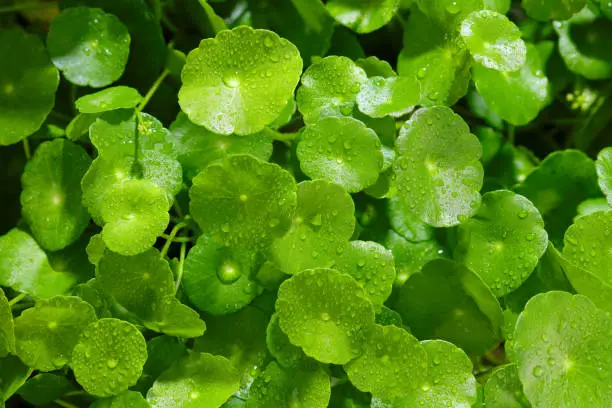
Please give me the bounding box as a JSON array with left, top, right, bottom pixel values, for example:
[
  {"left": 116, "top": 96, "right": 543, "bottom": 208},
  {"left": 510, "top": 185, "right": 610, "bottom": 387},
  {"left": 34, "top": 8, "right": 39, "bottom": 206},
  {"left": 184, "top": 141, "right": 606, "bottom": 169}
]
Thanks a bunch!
[
  {"left": 217, "top": 261, "right": 242, "bottom": 284},
  {"left": 532, "top": 365, "right": 544, "bottom": 377}
]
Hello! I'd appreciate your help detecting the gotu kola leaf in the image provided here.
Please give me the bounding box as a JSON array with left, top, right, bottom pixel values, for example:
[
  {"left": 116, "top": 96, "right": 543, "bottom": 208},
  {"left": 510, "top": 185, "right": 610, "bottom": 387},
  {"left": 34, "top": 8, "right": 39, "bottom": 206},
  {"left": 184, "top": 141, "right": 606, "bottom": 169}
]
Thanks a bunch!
[
  {"left": 0, "top": 28, "right": 59, "bottom": 146},
  {"left": 0, "top": 289, "right": 15, "bottom": 358},
  {"left": 75, "top": 86, "right": 142, "bottom": 114},
  {"left": 483, "top": 364, "right": 531, "bottom": 408},
  {"left": 266, "top": 313, "right": 308, "bottom": 369},
  {"left": 356, "top": 76, "right": 420, "bottom": 118},
  {"left": 522, "top": 0, "right": 586, "bottom": 21},
  {"left": 325, "top": 0, "right": 400, "bottom": 34},
  {"left": 596, "top": 147, "right": 612, "bottom": 205},
  {"left": 179, "top": 26, "right": 302, "bottom": 135}
]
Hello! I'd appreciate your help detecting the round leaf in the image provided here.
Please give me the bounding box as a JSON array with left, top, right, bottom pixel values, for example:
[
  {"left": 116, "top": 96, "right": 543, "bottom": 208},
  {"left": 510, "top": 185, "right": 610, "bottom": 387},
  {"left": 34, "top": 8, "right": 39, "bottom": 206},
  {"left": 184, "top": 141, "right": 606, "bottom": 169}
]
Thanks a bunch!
[
  {"left": 14, "top": 296, "right": 96, "bottom": 371},
  {"left": 71, "top": 318, "right": 147, "bottom": 397},
  {"left": 473, "top": 43, "right": 549, "bottom": 126},
  {"left": 296, "top": 56, "right": 368, "bottom": 124},
  {"left": 276, "top": 268, "right": 375, "bottom": 364},
  {"left": 47, "top": 7, "right": 130, "bottom": 87},
  {"left": 270, "top": 180, "right": 356, "bottom": 275},
  {"left": 394, "top": 106, "right": 483, "bottom": 227},
  {"left": 510, "top": 292, "right": 612, "bottom": 408},
  {"left": 297, "top": 117, "right": 384, "bottom": 193},
  {"left": 182, "top": 235, "right": 259, "bottom": 315},
  {"left": 179, "top": 26, "right": 302, "bottom": 135},
  {"left": 460, "top": 10, "right": 526, "bottom": 72},
  {"left": 356, "top": 76, "right": 420, "bottom": 118},
  {"left": 387, "top": 196, "right": 435, "bottom": 242},
  {"left": 385, "top": 231, "right": 446, "bottom": 285},
  {"left": 144, "top": 296, "right": 206, "bottom": 339},
  {"left": 484, "top": 365, "right": 531, "bottom": 408},
  {"left": 325, "top": 0, "right": 400, "bottom": 34},
  {"left": 90, "top": 390, "right": 150, "bottom": 408},
  {"left": 415, "top": 0, "right": 484, "bottom": 28},
  {"left": 17, "top": 373, "right": 76, "bottom": 406},
  {"left": 355, "top": 56, "right": 397, "bottom": 78},
  {"left": 395, "top": 259, "right": 503, "bottom": 356},
  {"left": 597, "top": 147, "right": 612, "bottom": 205},
  {"left": 146, "top": 352, "right": 239, "bottom": 408},
  {"left": 189, "top": 154, "right": 297, "bottom": 250},
  {"left": 0, "top": 28, "right": 59, "bottom": 146},
  {"left": 455, "top": 190, "right": 548, "bottom": 296},
  {"left": 266, "top": 313, "right": 308, "bottom": 369},
  {"left": 525, "top": 0, "right": 587, "bottom": 21},
  {"left": 133, "top": 336, "right": 187, "bottom": 394},
  {"left": 75, "top": 86, "right": 142, "bottom": 114},
  {"left": 0, "top": 289, "right": 15, "bottom": 358},
  {"left": 21, "top": 139, "right": 92, "bottom": 251}
]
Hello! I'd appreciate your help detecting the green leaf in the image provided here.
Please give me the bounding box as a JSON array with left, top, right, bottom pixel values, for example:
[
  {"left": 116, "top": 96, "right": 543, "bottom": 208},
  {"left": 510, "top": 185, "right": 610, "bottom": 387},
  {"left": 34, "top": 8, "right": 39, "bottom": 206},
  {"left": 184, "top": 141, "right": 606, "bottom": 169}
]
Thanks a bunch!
[
  {"left": 468, "top": 90, "right": 505, "bottom": 130},
  {"left": 248, "top": 361, "right": 331, "bottom": 407},
  {"left": 415, "top": 0, "right": 484, "bottom": 28},
  {"left": 355, "top": 57, "right": 397, "bottom": 78},
  {"left": 296, "top": 56, "right": 368, "bottom": 123},
  {"left": 0, "top": 229, "right": 80, "bottom": 299},
  {"left": 297, "top": 117, "right": 384, "bottom": 193},
  {"left": 266, "top": 313, "right": 308, "bottom": 368},
  {"left": 133, "top": 336, "right": 187, "bottom": 394},
  {"left": 71, "top": 318, "right": 147, "bottom": 397},
  {"left": 554, "top": 7, "right": 612, "bottom": 80},
  {"left": 484, "top": 365, "right": 531, "bottom": 408},
  {"left": 0, "top": 356, "right": 30, "bottom": 403},
  {"left": 276, "top": 268, "right": 375, "bottom": 364},
  {"left": 169, "top": 112, "right": 272, "bottom": 181},
  {"left": 394, "top": 259, "right": 503, "bottom": 356},
  {"left": 47, "top": 7, "right": 131, "bottom": 87},
  {"left": 72, "top": 278, "right": 113, "bottom": 319},
  {"left": 189, "top": 154, "right": 297, "bottom": 250},
  {"left": 515, "top": 150, "right": 600, "bottom": 246},
  {"left": 385, "top": 230, "right": 446, "bottom": 285},
  {"left": 145, "top": 296, "right": 206, "bottom": 338},
  {"left": 397, "top": 8, "right": 471, "bottom": 106},
  {"left": 193, "top": 306, "right": 268, "bottom": 396},
  {"left": 66, "top": 113, "right": 99, "bottom": 141},
  {"left": 455, "top": 190, "right": 549, "bottom": 297},
  {"left": 356, "top": 76, "right": 420, "bottom": 118},
  {"left": 146, "top": 352, "right": 239, "bottom": 408},
  {"left": 509, "top": 292, "right": 612, "bottom": 408},
  {"left": 0, "top": 28, "right": 59, "bottom": 146},
  {"left": 334, "top": 241, "right": 395, "bottom": 310},
  {"left": 460, "top": 10, "right": 527, "bottom": 72},
  {"left": 270, "top": 180, "right": 355, "bottom": 275},
  {"left": 345, "top": 324, "right": 426, "bottom": 401},
  {"left": 387, "top": 196, "right": 435, "bottom": 242},
  {"left": 483, "top": 0, "right": 511, "bottom": 13},
  {"left": 99, "top": 180, "right": 169, "bottom": 256},
  {"left": 21, "top": 139, "right": 92, "bottom": 251},
  {"left": 325, "top": 0, "right": 400, "bottom": 34},
  {"left": 90, "top": 390, "right": 150, "bottom": 408},
  {"left": 198, "top": 0, "right": 228, "bottom": 33},
  {"left": 597, "top": 147, "right": 612, "bottom": 205},
  {"left": 14, "top": 296, "right": 96, "bottom": 371},
  {"left": 523, "top": 0, "right": 587, "bottom": 21},
  {"left": 376, "top": 306, "right": 403, "bottom": 327},
  {"left": 182, "top": 235, "right": 259, "bottom": 315},
  {"left": 17, "top": 373, "right": 76, "bottom": 406},
  {"left": 75, "top": 86, "right": 142, "bottom": 114},
  {"left": 473, "top": 43, "right": 549, "bottom": 126},
  {"left": 179, "top": 26, "right": 302, "bottom": 135},
  {"left": 0, "top": 289, "right": 15, "bottom": 358},
  {"left": 394, "top": 106, "right": 483, "bottom": 227}
]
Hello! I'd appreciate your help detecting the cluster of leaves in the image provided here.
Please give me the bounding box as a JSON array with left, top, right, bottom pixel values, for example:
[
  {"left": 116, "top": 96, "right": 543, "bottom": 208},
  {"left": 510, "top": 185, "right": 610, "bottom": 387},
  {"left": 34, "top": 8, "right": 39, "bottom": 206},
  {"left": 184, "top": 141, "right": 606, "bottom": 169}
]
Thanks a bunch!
[{"left": 0, "top": 0, "right": 611, "bottom": 407}]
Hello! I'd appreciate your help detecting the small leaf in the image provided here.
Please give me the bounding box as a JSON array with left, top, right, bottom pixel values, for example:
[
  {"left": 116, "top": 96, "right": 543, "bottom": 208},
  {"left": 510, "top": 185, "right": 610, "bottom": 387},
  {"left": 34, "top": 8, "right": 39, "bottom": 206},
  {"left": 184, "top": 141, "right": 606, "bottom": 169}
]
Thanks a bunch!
[
  {"left": 133, "top": 336, "right": 187, "bottom": 394},
  {"left": 484, "top": 365, "right": 531, "bottom": 408},
  {"left": 17, "top": 373, "right": 76, "bottom": 406},
  {"left": 0, "top": 289, "right": 15, "bottom": 358},
  {"left": 90, "top": 390, "right": 150, "bottom": 408},
  {"left": 523, "top": 0, "right": 587, "bottom": 21},
  {"left": 75, "top": 86, "right": 142, "bottom": 114},
  {"left": 47, "top": 7, "right": 131, "bottom": 87},
  {"left": 356, "top": 56, "right": 397, "bottom": 78},
  {"left": 385, "top": 230, "right": 446, "bottom": 285},
  {"left": 596, "top": 147, "right": 612, "bottom": 205},
  {"left": 325, "top": 0, "right": 400, "bottom": 34},
  {"left": 356, "top": 76, "right": 420, "bottom": 118},
  {"left": 266, "top": 313, "right": 308, "bottom": 369},
  {"left": 144, "top": 296, "right": 206, "bottom": 338}
]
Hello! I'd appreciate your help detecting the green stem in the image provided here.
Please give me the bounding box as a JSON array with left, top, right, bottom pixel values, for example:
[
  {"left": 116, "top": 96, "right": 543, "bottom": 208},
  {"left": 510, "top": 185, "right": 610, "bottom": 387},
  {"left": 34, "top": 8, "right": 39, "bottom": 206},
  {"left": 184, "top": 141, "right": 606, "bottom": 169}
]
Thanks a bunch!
[
  {"left": 263, "top": 127, "right": 297, "bottom": 142},
  {"left": 173, "top": 200, "right": 185, "bottom": 219},
  {"left": 175, "top": 240, "right": 187, "bottom": 292},
  {"left": 507, "top": 124, "right": 515, "bottom": 144},
  {"left": 160, "top": 234, "right": 193, "bottom": 243},
  {"left": 63, "top": 390, "right": 89, "bottom": 398},
  {"left": 0, "top": 1, "right": 56, "bottom": 13},
  {"left": 23, "top": 137, "right": 31, "bottom": 160},
  {"left": 160, "top": 221, "right": 188, "bottom": 258},
  {"left": 55, "top": 399, "right": 79, "bottom": 408},
  {"left": 136, "top": 69, "right": 170, "bottom": 114},
  {"left": 8, "top": 293, "right": 26, "bottom": 307},
  {"left": 161, "top": 13, "right": 178, "bottom": 33}
]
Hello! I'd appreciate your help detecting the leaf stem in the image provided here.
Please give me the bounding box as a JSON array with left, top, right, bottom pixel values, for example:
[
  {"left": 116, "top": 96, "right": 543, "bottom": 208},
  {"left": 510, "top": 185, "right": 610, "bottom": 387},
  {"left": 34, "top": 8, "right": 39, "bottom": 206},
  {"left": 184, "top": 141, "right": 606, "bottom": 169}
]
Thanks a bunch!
[
  {"left": 160, "top": 234, "right": 193, "bottom": 243},
  {"left": 173, "top": 200, "right": 185, "bottom": 219},
  {"left": 55, "top": 399, "right": 80, "bottom": 408},
  {"left": 8, "top": 293, "right": 27, "bottom": 308},
  {"left": 175, "top": 240, "right": 187, "bottom": 292},
  {"left": 0, "top": 1, "right": 56, "bottom": 14},
  {"left": 160, "top": 221, "right": 188, "bottom": 258},
  {"left": 507, "top": 124, "right": 515, "bottom": 144},
  {"left": 23, "top": 137, "right": 31, "bottom": 160},
  {"left": 136, "top": 68, "right": 170, "bottom": 114},
  {"left": 63, "top": 390, "right": 89, "bottom": 397}
]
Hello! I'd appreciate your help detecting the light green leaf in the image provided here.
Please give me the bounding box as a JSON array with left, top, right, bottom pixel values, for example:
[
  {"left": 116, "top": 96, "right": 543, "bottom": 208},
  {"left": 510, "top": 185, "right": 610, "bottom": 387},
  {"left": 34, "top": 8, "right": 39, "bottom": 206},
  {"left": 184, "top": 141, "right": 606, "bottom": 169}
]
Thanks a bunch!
[
  {"left": 14, "top": 296, "right": 96, "bottom": 371},
  {"left": 276, "top": 268, "right": 375, "bottom": 364},
  {"left": 17, "top": 373, "right": 76, "bottom": 406},
  {"left": 99, "top": 180, "right": 169, "bottom": 256},
  {"left": 415, "top": 0, "right": 484, "bottom": 28},
  {"left": 133, "top": 336, "right": 187, "bottom": 394},
  {"left": 576, "top": 197, "right": 611, "bottom": 219},
  {"left": 0, "top": 229, "right": 80, "bottom": 299},
  {"left": 90, "top": 390, "right": 150, "bottom": 408},
  {"left": 455, "top": 190, "right": 548, "bottom": 297},
  {"left": 182, "top": 235, "right": 259, "bottom": 315},
  {"left": 387, "top": 196, "right": 435, "bottom": 242},
  {"left": 335, "top": 241, "right": 395, "bottom": 310},
  {"left": 21, "top": 139, "right": 92, "bottom": 251},
  {"left": 266, "top": 313, "right": 308, "bottom": 369},
  {"left": 72, "top": 318, "right": 147, "bottom": 397},
  {"left": 145, "top": 296, "right": 206, "bottom": 339},
  {"left": 0, "top": 356, "right": 30, "bottom": 403},
  {"left": 397, "top": 8, "right": 471, "bottom": 106},
  {"left": 189, "top": 154, "right": 297, "bottom": 250},
  {"left": 473, "top": 43, "right": 549, "bottom": 126},
  {"left": 247, "top": 361, "right": 330, "bottom": 407},
  {"left": 483, "top": 0, "right": 511, "bottom": 13},
  {"left": 355, "top": 57, "right": 397, "bottom": 78},
  {"left": 47, "top": 7, "right": 131, "bottom": 87},
  {"left": 0, "top": 28, "right": 59, "bottom": 146},
  {"left": 356, "top": 76, "right": 420, "bottom": 118},
  {"left": 66, "top": 113, "right": 99, "bottom": 141},
  {"left": 296, "top": 56, "right": 368, "bottom": 123},
  {"left": 0, "top": 289, "right": 15, "bottom": 358},
  {"left": 325, "top": 0, "right": 399, "bottom": 34},
  {"left": 523, "top": 0, "right": 587, "bottom": 21},
  {"left": 169, "top": 112, "right": 272, "bottom": 181},
  {"left": 385, "top": 230, "right": 446, "bottom": 285},
  {"left": 515, "top": 150, "right": 600, "bottom": 246},
  {"left": 394, "top": 106, "right": 483, "bottom": 227},
  {"left": 509, "top": 292, "right": 612, "bottom": 408},
  {"left": 297, "top": 117, "right": 384, "bottom": 193},
  {"left": 376, "top": 306, "right": 403, "bottom": 327},
  {"left": 270, "top": 180, "right": 355, "bottom": 275},
  {"left": 179, "top": 26, "right": 302, "bottom": 135},
  {"left": 395, "top": 259, "right": 503, "bottom": 356},
  {"left": 484, "top": 365, "right": 531, "bottom": 408},
  {"left": 147, "top": 352, "right": 240, "bottom": 408},
  {"left": 76, "top": 86, "right": 142, "bottom": 114},
  {"left": 597, "top": 147, "right": 612, "bottom": 205}
]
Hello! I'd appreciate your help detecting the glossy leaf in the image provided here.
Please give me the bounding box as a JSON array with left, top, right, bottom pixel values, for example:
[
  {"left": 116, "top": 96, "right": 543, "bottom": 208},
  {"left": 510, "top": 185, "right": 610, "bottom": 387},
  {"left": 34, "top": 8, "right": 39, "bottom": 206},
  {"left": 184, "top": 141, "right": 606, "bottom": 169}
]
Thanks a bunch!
[
  {"left": 597, "top": 147, "right": 612, "bottom": 205},
  {"left": 0, "top": 289, "right": 15, "bottom": 358},
  {"left": 75, "top": 86, "right": 142, "bottom": 114},
  {"left": 484, "top": 365, "right": 531, "bottom": 408},
  {"left": 356, "top": 76, "right": 420, "bottom": 118},
  {"left": 523, "top": 0, "right": 587, "bottom": 21},
  {"left": 326, "top": 0, "right": 400, "bottom": 34}
]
